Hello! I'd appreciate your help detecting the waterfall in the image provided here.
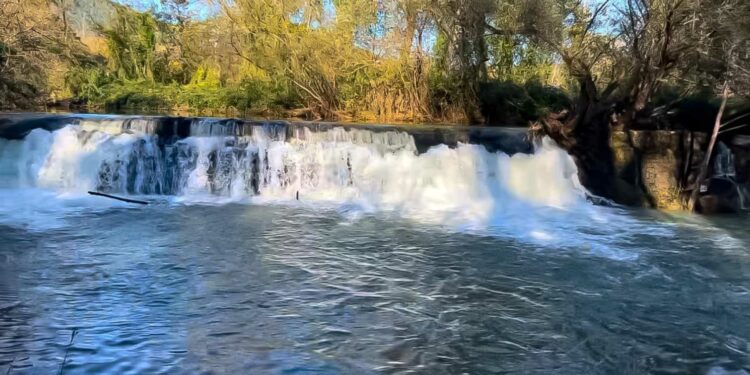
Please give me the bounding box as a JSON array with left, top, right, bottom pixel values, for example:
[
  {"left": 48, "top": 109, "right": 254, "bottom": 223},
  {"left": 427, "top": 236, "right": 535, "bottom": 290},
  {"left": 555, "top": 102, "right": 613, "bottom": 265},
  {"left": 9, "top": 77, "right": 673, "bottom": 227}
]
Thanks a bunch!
[{"left": 0, "top": 117, "right": 590, "bottom": 227}]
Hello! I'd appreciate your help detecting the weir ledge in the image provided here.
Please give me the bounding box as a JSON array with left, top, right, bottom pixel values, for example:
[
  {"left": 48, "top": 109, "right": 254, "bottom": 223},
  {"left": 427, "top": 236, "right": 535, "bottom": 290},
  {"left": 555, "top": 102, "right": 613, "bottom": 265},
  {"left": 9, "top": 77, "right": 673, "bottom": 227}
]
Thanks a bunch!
[
  {"left": 0, "top": 113, "right": 533, "bottom": 156},
  {"left": 3, "top": 113, "right": 748, "bottom": 213}
]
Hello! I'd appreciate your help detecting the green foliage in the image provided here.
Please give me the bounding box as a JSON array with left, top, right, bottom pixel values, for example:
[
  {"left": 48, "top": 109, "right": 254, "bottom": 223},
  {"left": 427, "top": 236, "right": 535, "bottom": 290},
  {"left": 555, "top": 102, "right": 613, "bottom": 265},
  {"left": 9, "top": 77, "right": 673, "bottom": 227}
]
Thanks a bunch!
[
  {"left": 100, "top": 6, "right": 160, "bottom": 82},
  {"left": 8, "top": 0, "right": 741, "bottom": 127},
  {"left": 0, "top": 0, "right": 93, "bottom": 108},
  {"left": 80, "top": 76, "right": 292, "bottom": 115},
  {"left": 226, "top": 76, "right": 300, "bottom": 111},
  {"left": 478, "top": 80, "right": 570, "bottom": 125},
  {"left": 524, "top": 81, "right": 571, "bottom": 113},
  {"left": 99, "top": 80, "right": 177, "bottom": 110},
  {"left": 65, "top": 65, "right": 112, "bottom": 101},
  {"left": 175, "top": 66, "right": 224, "bottom": 110},
  {"left": 54, "top": 0, "right": 577, "bottom": 122}
]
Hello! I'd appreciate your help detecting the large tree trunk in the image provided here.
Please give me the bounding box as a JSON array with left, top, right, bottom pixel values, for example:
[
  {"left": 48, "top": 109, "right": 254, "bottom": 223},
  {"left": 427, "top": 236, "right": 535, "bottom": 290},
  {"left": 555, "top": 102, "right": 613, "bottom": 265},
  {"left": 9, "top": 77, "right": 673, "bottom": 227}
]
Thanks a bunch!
[
  {"left": 539, "top": 70, "right": 644, "bottom": 204},
  {"left": 543, "top": 108, "right": 654, "bottom": 205},
  {"left": 540, "top": 108, "right": 617, "bottom": 198}
]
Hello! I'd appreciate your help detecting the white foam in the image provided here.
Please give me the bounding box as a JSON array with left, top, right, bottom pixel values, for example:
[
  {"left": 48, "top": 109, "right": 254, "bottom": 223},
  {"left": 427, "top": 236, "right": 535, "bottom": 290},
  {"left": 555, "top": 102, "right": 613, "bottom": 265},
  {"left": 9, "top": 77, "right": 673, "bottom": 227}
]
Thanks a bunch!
[
  {"left": 0, "top": 188, "right": 133, "bottom": 231},
  {"left": 0, "top": 124, "right": 587, "bottom": 223},
  {"left": 0, "top": 123, "right": 652, "bottom": 259}
]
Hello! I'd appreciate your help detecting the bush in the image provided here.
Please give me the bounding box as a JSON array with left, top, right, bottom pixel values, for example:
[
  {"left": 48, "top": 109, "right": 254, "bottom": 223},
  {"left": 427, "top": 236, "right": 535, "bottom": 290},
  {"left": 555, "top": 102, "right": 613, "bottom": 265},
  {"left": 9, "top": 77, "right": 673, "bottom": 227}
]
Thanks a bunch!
[
  {"left": 65, "top": 66, "right": 112, "bottom": 102},
  {"left": 479, "top": 80, "right": 571, "bottom": 126},
  {"left": 524, "top": 81, "right": 571, "bottom": 114},
  {"left": 77, "top": 73, "right": 298, "bottom": 115},
  {"left": 99, "top": 81, "right": 177, "bottom": 110}
]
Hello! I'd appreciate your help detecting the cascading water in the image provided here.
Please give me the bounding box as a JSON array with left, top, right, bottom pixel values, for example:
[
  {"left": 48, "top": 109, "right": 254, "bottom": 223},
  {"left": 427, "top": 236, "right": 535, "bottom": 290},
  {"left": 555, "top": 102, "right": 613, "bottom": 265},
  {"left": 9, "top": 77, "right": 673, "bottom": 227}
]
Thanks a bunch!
[{"left": 0, "top": 117, "right": 588, "bottom": 228}]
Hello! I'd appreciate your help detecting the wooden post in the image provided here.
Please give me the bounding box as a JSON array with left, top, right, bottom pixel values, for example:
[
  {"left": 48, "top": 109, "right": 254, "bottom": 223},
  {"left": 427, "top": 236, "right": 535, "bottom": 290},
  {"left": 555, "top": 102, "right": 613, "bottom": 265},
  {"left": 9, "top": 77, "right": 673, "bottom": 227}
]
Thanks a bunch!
[{"left": 688, "top": 82, "right": 730, "bottom": 212}]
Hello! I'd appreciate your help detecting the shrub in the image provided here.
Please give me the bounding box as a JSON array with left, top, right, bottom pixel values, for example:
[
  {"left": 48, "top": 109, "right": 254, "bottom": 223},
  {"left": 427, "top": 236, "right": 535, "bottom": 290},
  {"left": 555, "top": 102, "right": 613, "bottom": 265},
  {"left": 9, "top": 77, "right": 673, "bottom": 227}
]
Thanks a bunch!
[{"left": 479, "top": 80, "right": 571, "bottom": 126}]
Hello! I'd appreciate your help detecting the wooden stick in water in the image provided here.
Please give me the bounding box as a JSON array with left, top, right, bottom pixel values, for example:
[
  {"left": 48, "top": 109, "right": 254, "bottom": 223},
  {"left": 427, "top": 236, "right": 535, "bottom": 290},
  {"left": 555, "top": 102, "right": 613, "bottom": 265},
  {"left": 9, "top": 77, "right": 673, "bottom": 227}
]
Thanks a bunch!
[{"left": 88, "top": 191, "right": 148, "bottom": 205}]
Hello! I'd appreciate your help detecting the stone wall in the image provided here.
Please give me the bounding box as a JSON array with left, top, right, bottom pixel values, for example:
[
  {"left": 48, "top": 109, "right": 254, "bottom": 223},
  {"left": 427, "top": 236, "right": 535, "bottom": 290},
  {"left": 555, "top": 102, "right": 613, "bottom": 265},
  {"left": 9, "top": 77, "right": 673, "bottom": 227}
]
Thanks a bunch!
[{"left": 610, "top": 129, "right": 749, "bottom": 212}]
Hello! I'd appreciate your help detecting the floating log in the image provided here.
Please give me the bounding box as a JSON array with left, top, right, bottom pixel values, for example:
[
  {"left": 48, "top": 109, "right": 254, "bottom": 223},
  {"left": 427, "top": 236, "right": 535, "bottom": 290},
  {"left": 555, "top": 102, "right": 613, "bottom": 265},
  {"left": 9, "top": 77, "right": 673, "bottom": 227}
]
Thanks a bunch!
[{"left": 88, "top": 191, "right": 148, "bottom": 205}]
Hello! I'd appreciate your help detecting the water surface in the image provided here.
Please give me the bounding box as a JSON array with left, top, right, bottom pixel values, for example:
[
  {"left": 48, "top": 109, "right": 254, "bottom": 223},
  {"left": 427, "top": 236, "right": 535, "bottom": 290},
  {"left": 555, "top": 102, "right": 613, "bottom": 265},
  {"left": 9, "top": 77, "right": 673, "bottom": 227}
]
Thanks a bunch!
[
  {"left": 1, "top": 201, "right": 749, "bottom": 374},
  {"left": 1, "top": 117, "right": 749, "bottom": 374}
]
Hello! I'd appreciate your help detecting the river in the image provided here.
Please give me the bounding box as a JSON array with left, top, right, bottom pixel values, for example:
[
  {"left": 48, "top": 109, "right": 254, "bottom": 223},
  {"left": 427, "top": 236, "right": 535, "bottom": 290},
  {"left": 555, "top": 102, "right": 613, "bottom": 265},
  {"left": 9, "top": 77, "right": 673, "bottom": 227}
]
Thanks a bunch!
[{"left": 0, "top": 115, "right": 748, "bottom": 374}]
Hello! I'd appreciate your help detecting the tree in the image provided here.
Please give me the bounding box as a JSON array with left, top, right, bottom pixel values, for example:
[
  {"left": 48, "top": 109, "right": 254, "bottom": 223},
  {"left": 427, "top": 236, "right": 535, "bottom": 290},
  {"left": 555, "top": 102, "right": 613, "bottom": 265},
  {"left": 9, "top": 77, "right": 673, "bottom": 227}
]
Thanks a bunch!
[
  {"left": 0, "top": 0, "right": 89, "bottom": 108},
  {"left": 524, "top": 0, "right": 706, "bottom": 200},
  {"left": 100, "top": 6, "right": 158, "bottom": 81},
  {"left": 680, "top": 0, "right": 750, "bottom": 211},
  {"left": 427, "top": 0, "right": 498, "bottom": 123}
]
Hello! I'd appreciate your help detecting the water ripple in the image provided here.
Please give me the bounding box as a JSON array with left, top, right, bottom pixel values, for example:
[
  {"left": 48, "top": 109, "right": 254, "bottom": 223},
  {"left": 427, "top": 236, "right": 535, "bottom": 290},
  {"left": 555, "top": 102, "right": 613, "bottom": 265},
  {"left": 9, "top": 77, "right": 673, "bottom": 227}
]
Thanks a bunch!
[{"left": 0, "top": 204, "right": 748, "bottom": 374}]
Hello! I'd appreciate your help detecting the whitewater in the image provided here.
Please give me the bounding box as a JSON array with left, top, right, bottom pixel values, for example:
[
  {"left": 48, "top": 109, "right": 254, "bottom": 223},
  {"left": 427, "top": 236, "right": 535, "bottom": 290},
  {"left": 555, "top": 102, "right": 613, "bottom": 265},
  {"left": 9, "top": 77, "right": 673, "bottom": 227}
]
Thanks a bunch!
[{"left": 0, "top": 118, "right": 591, "bottom": 227}]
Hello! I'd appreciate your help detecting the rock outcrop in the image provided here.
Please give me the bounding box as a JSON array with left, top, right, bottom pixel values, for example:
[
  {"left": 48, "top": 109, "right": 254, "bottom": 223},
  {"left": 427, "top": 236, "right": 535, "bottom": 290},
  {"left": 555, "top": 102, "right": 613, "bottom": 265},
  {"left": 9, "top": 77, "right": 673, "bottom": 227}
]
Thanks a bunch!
[{"left": 609, "top": 130, "right": 749, "bottom": 213}]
